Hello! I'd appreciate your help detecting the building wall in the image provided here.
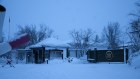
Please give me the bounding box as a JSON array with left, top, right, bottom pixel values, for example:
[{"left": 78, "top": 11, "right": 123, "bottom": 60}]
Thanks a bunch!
[
  {"left": 50, "top": 51, "right": 62, "bottom": 59},
  {"left": 69, "top": 50, "right": 76, "bottom": 57},
  {"left": 45, "top": 47, "right": 67, "bottom": 60}
]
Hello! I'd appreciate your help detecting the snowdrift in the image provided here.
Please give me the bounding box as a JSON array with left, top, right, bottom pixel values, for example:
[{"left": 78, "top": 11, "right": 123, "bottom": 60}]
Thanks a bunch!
[
  {"left": 49, "top": 57, "right": 88, "bottom": 64},
  {"left": 131, "top": 51, "right": 140, "bottom": 69}
]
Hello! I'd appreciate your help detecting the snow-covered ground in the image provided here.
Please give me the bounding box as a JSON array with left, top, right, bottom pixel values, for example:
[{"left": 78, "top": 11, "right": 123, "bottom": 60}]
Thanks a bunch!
[
  {"left": 131, "top": 53, "right": 140, "bottom": 69},
  {"left": 0, "top": 59, "right": 140, "bottom": 79}
]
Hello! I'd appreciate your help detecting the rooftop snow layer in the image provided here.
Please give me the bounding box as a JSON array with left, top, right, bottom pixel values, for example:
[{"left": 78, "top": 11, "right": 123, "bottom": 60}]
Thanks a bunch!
[{"left": 28, "top": 38, "right": 70, "bottom": 48}]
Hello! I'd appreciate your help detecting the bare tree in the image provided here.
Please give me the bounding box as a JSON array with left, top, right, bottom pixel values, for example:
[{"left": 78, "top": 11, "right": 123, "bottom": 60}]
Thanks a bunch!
[
  {"left": 69, "top": 29, "right": 82, "bottom": 49},
  {"left": 16, "top": 24, "right": 53, "bottom": 47},
  {"left": 126, "top": 1, "right": 140, "bottom": 65},
  {"left": 103, "top": 22, "right": 121, "bottom": 49},
  {"left": 129, "top": 1, "right": 140, "bottom": 18},
  {"left": 82, "top": 29, "right": 94, "bottom": 49},
  {"left": 128, "top": 1, "right": 140, "bottom": 52},
  {"left": 69, "top": 29, "right": 94, "bottom": 49},
  {"left": 37, "top": 24, "right": 53, "bottom": 42},
  {"left": 128, "top": 19, "right": 140, "bottom": 52},
  {"left": 94, "top": 34, "right": 100, "bottom": 44}
]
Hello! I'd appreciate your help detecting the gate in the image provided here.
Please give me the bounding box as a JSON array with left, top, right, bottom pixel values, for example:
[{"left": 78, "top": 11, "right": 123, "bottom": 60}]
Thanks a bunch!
[{"left": 87, "top": 49, "right": 128, "bottom": 63}]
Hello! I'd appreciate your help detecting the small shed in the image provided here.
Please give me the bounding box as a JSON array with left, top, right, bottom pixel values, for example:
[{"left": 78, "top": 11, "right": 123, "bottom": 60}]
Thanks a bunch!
[{"left": 27, "top": 38, "right": 70, "bottom": 61}]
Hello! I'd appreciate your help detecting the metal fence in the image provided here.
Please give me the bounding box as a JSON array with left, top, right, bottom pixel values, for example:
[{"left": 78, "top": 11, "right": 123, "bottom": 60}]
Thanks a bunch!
[{"left": 87, "top": 49, "right": 128, "bottom": 63}]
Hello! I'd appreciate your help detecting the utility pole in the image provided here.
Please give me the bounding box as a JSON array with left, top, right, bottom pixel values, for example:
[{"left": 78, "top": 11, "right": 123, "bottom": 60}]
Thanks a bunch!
[{"left": 8, "top": 17, "right": 10, "bottom": 40}]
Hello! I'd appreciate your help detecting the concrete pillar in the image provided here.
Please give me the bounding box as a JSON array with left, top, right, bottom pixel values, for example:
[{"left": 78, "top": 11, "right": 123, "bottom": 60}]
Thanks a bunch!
[{"left": 63, "top": 48, "right": 66, "bottom": 60}]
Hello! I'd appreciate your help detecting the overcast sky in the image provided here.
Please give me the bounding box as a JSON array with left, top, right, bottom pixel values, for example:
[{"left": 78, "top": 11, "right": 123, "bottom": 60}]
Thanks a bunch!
[{"left": 0, "top": 0, "right": 138, "bottom": 41}]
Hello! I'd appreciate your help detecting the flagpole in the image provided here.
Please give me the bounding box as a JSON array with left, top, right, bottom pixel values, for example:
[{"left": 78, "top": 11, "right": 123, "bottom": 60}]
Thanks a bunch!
[{"left": 8, "top": 17, "right": 10, "bottom": 40}]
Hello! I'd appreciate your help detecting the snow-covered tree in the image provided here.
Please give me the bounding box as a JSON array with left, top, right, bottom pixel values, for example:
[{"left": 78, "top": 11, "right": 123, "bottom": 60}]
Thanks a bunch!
[
  {"left": 127, "top": 1, "right": 140, "bottom": 65},
  {"left": 128, "top": 1, "right": 140, "bottom": 52},
  {"left": 128, "top": 18, "right": 140, "bottom": 52}
]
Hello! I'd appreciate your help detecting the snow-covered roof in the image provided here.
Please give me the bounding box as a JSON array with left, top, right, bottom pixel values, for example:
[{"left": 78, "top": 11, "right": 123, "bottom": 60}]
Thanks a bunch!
[{"left": 28, "top": 38, "right": 70, "bottom": 48}]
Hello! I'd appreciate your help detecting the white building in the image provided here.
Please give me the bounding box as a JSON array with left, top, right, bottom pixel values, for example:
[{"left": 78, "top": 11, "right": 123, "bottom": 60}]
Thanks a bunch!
[{"left": 28, "top": 38, "right": 70, "bottom": 60}]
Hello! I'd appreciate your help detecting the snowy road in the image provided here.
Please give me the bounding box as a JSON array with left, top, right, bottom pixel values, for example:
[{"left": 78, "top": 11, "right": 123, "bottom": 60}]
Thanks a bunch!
[{"left": 0, "top": 61, "right": 140, "bottom": 79}]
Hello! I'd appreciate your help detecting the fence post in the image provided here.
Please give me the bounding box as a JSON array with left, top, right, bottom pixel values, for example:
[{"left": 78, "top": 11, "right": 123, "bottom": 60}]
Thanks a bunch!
[
  {"left": 124, "top": 48, "right": 126, "bottom": 64},
  {"left": 94, "top": 48, "right": 97, "bottom": 62}
]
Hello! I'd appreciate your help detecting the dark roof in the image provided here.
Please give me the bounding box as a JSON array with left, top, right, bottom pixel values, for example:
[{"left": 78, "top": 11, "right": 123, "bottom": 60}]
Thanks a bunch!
[{"left": 0, "top": 5, "right": 6, "bottom": 12}]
